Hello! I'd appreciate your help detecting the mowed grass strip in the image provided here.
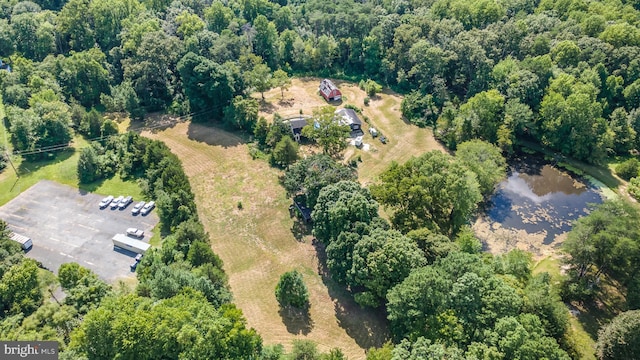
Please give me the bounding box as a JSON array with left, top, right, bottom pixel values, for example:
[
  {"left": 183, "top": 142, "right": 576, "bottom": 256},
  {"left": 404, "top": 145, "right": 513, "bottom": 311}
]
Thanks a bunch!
[{"left": 144, "top": 122, "right": 389, "bottom": 359}]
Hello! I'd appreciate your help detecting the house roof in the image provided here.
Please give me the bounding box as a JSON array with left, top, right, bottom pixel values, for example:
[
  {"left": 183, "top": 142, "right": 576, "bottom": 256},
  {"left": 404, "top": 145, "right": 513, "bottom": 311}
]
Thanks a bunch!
[
  {"left": 288, "top": 118, "right": 308, "bottom": 130},
  {"left": 320, "top": 79, "right": 340, "bottom": 94},
  {"left": 0, "top": 59, "right": 10, "bottom": 72},
  {"left": 335, "top": 108, "right": 362, "bottom": 126}
]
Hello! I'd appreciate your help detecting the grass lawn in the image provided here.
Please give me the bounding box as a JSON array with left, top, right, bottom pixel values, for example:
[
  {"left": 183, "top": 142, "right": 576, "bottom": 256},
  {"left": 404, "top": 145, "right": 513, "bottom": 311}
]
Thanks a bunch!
[
  {"left": 0, "top": 135, "right": 142, "bottom": 206},
  {"left": 144, "top": 121, "right": 392, "bottom": 359},
  {"left": 532, "top": 256, "right": 563, "bottom": 282}
]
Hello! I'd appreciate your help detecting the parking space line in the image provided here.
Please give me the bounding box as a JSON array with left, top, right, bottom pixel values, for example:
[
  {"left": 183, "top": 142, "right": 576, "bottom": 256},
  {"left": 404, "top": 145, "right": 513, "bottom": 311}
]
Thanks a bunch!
[
  {"left": 50, "top": 237, "right": 80, "bottom": 248},
  {"left": 77, "top": 224, "right": 99, "bottom": 232},
  {"left": 8, "top": 224, "right": 28, "bottom": 232},
  {"left": 8, "top": 213, "right": 24, "bottom": 219}
]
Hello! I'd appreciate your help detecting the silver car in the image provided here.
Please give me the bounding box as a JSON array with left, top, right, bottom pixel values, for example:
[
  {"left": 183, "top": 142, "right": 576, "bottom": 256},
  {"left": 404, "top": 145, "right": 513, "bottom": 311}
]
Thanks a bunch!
[
  {"left": 140, "top": 201, "right": 155, "bottom": 215},
  {"left": 110, "top": 196, "right": 124, "bottom": 209},
  {"left": 126, "top": 228, "right": 144, "bottom": 238},
  {"left": 131, "top": 201, "right": 145, "bottom": 215},
  {"left": 99, "top": 195, "right": 114, "bottom": 209},
  {"left": 119, "top": 196, "right": 133, "bottom": 209}
]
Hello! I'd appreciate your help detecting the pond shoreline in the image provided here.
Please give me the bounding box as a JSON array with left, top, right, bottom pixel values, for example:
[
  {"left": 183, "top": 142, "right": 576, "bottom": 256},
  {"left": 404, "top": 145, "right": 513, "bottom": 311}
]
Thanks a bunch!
[{"left": 474, "top": 148, "right": 606, "bottom": 259}]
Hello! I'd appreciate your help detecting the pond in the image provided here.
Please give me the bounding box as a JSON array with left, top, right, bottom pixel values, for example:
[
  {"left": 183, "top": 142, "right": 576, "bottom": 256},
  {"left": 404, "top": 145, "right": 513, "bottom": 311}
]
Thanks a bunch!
[{"left": 486, "top": 155, "right": 604, "bottom": 245}]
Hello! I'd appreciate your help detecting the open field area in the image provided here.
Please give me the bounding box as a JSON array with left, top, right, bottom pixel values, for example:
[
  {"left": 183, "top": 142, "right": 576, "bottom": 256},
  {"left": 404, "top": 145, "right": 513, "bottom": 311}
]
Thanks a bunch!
[
  {"left": 0, "top": 180, "right": 158, "bottom": 282},
  {"left": 144, "top": 122, "right": 387, "bottom": 358},
  {"left": 143, "top": 79, "right": 449, "bottom": 357}
]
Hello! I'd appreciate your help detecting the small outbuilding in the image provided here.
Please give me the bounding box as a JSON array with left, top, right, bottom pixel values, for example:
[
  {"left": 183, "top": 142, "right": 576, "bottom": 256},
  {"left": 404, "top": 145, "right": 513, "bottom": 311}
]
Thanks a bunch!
[
  {"left": 335, "top": 108, "right": 363, "bottom": 132},
  {"left": 319, "top": 79, "right": 342, "bottom": 101}
]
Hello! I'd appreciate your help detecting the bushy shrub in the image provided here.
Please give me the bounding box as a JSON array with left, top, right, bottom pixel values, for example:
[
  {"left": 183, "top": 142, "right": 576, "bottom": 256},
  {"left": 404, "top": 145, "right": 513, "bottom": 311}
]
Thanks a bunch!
[
  {"left": 616, "top": 158, "right": 640, "bottom": 180},
  {"left": 629, "top": 177, "right": 640, "bottom": 200}
]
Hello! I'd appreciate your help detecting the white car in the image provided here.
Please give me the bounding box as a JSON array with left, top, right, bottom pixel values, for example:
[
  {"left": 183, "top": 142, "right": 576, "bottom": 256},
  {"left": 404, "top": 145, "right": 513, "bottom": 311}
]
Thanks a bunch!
[
  {"left": 119, "top": 196, "right": 133, "bottom": 209},
  {"left": 110, "top": 196, "right": 124, "bottom": 209},
  {"left": 99, "top": 195, "right": 114, "bottom": 208},
  {"left": 131, "top": 201, "right": 145, "bottom": 215},
  {"left": 126, "top": 228, "right": 144, "bottom": 238},
  {"left": 140, "top": 201, "right": 155, "bottom": 215}
]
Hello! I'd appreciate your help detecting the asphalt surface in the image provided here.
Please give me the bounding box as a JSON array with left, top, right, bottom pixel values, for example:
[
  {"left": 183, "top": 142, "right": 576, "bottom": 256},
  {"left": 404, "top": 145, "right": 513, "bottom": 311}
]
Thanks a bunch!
[{"left": 0, "top": 180, "right": 159, "bottom": 283}]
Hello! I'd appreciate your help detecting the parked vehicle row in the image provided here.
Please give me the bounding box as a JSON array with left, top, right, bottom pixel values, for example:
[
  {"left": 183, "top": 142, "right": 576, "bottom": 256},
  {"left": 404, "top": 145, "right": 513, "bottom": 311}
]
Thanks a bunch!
[{"left": 99, "top": 196, "right": 155, "bottom": 215}]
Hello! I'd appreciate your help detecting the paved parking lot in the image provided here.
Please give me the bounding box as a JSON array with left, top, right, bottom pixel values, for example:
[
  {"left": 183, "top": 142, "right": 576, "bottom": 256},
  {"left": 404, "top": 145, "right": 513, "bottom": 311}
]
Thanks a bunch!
[{"left": 0, "top": 180, "right": 159, "bottom": 283}]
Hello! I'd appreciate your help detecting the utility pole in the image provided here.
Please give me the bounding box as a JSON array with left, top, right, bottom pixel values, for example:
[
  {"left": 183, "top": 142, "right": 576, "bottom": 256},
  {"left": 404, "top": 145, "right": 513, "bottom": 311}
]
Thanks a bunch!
[{"left": 4, "top": 151, "right": 18, "bottom": 178}]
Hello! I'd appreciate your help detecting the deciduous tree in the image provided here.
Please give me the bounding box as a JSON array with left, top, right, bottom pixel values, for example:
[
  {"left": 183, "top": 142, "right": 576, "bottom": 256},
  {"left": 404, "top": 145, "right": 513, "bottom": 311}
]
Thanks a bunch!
[
  {"left": 275, "top": 270, "right": 309, "bottom": 308},
  {"left": 371, "top": 151, "right": 482, "bottom": 236},
  {"left": 302, "top": 106, "right": 350, "bottom": 156}
]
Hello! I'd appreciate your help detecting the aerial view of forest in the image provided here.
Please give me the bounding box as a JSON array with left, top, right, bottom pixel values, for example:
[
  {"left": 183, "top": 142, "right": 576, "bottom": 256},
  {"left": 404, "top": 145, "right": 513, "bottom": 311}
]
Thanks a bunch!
[{"left": 1, "top": 0, "right": 640, "bottom": 358}]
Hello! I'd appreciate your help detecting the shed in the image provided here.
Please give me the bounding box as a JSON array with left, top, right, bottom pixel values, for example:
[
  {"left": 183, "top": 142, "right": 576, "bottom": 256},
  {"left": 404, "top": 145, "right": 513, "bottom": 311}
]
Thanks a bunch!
[
  {"left": 293, "top": 200, "right": 312, "bottom": 223},
  {"left": 319, "top": 79, "right": 342, "bottom": 101},
  {"left": 335, "top": 108, "right": 363, "bottom": 132}
]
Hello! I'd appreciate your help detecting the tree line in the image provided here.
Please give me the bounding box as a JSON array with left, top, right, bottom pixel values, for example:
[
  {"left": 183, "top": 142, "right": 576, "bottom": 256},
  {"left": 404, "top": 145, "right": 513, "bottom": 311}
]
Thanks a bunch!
[{"left": 2, "top": 0, "right": 640, "bottom": 165}]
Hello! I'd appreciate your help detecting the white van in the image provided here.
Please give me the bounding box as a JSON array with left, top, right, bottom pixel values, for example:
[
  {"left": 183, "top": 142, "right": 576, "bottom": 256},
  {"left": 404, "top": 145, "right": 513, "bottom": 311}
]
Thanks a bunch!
[{"left": 10, "top": 233, "right": 33, "bottom": 250}]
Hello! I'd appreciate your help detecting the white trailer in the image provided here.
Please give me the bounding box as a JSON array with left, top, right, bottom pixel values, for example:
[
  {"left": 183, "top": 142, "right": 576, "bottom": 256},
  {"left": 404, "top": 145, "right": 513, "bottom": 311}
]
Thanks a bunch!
[
  {"left": 10, "top": 232, "right": 33, "bottom": 250},
  {"left": 112, "top": 234, "right": 150, "bottom": 254}
]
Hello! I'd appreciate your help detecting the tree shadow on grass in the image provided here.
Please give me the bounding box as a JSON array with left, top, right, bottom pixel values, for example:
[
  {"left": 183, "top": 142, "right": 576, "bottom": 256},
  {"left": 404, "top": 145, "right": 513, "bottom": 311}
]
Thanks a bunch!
[
  {"left": 260, "top": 100, "right": 278, "bottom": 114},
  {"left": 17, "top": 148, "right": 75, "bottom": 175},
  {"left": 278, "top": 305, "right": 314, "bottom": 335},
  {"left": 312, "top": 239, "right": 390, "bottom": 349},
  {"left": 290, "top": 217, "right": 312, "bottom": 242},
  {"left": 141, "top": 112, "right": 184, "bottom": 133},
  {"left": 186, "top": 122, "right": 248, "bottom": 149}
]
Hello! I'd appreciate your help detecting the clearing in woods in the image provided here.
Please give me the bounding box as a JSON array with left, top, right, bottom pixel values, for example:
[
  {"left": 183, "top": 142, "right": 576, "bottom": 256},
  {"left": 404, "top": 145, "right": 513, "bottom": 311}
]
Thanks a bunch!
[{"left": 143, "top": 78, "right": 443, "bottom": 359}]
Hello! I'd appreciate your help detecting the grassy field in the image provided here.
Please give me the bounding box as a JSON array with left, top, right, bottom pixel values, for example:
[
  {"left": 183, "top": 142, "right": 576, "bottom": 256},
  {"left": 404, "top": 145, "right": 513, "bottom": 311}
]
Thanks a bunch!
[
  {"left": 0, "top": 134, "right": 142, "bottom": 207},
  {"left": 142, "top": 79, "right": 446, "bottom": 358}
]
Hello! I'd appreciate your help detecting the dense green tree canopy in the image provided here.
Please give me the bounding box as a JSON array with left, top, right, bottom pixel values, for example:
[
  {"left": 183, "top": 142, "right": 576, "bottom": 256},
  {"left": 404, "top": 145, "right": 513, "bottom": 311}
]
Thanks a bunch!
[
  {"left": 302, "top": 106, "right": 351, "bottom": 157},
  {"left": 275, "top": 270, "right": 309, "bottom": 309},
  {"left": 563, "top": 200, "right": 640, "bottom": 306},
  {"left": 283, "top": 154, "right": 356, "bottom": 208},
  {"left": 371, "top": 151, "right": 482, "bottom": 236},
  {"left": 69, "top": 291, "right": 262, "bottom": 359},
  {"left": 597, "top": 310, "right": 640, "bottom": 360},
  {"left": 455, "top": 140, "right": 506, "bottom": 197},
  {"left": 312, "top": 181, "right": 379, "bottom": 244}
]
